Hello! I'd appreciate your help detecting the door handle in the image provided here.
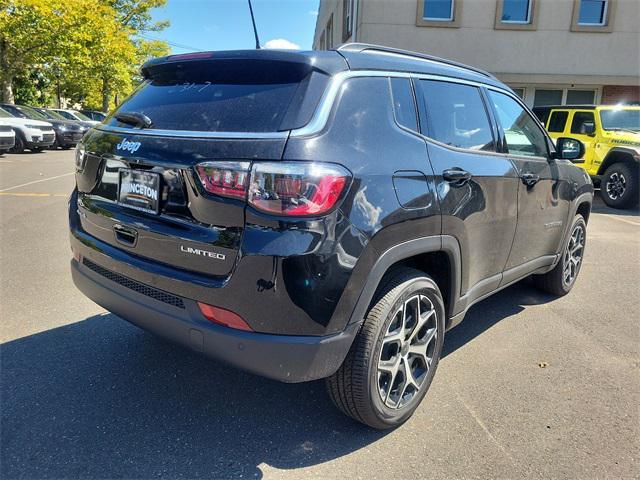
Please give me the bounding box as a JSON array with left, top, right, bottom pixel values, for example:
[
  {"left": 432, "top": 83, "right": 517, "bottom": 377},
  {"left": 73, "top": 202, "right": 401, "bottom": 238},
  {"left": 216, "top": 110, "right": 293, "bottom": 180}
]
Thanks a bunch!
[
  {"left": 521, "top": 172, "right": 540, "bottom": 187},
  {"left": 442, "top": 168, "right": 472, "bottom": 186}
]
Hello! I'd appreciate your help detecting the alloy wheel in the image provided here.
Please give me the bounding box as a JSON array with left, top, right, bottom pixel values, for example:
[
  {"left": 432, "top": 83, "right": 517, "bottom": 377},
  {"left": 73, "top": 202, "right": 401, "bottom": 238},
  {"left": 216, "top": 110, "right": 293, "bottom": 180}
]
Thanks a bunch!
[
  {"left": 377, "top": 294, "right": 438, "bottom": 409},
  {"left": 606, "top": 172, "right": 626, "bottom": 200},
  {"left": 562, "top": 223, "right": 585, "bottom": 287}
]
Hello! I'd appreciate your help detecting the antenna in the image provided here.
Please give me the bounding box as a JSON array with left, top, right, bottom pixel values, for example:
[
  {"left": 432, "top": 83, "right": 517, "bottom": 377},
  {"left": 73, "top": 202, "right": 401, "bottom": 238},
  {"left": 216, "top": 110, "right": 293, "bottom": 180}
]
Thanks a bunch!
[{"left": 247, "top": 0, "right": 261, "bottom": 49}]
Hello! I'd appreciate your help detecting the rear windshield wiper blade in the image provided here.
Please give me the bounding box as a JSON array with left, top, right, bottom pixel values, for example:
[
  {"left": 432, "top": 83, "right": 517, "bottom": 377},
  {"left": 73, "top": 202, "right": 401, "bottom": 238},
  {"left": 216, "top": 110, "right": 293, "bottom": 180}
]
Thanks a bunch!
[{"left": 115, "top": 111, "right": 153, "bottom": 129}]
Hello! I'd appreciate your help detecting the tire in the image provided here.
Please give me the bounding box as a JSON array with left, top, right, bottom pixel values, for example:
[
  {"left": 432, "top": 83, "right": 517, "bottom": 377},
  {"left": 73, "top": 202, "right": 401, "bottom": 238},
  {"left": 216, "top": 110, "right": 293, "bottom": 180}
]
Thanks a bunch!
[
  {"left": 533, "top": 214, "right": 586, "bottom": 296},
  {"left": 600, "top": 162, "right": 639, "bottom": 209},
  {"left": 30, "top": 146, "right": 43, "bottom": 153},
  {"left": 9, "top": 133, "right": 24, "bottom": 154},
  {"left": 326, "top": 267, "right": 445, "bottom": 429}
]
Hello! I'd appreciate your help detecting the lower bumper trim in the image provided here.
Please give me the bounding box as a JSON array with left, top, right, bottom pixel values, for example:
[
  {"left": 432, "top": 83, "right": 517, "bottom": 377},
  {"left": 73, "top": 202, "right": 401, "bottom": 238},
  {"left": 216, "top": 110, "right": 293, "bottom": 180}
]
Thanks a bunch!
[{"left": 71, "top": 259, "right": 358, "bottom": 383}]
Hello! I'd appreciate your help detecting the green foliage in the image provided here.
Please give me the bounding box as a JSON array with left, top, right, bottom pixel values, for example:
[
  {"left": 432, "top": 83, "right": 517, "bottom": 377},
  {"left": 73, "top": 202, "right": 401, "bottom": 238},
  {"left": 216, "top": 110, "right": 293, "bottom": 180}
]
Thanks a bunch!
[{"left": 0, "top": 0, "right": 169, "bottom": 110}]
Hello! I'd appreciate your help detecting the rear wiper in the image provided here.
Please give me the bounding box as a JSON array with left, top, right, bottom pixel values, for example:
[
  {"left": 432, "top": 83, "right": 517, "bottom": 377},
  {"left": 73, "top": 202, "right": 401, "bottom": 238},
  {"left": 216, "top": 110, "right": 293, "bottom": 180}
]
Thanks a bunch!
[{"left": 115, "top": 111, "right": 153, "bottom": 129}]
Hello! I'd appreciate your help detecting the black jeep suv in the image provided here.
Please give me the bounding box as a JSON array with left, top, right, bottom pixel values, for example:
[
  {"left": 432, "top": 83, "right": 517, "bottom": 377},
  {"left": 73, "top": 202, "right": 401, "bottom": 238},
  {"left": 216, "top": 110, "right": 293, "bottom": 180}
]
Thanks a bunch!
[{"left": 70, "top": 44, "right": 593, "bottom": 429}]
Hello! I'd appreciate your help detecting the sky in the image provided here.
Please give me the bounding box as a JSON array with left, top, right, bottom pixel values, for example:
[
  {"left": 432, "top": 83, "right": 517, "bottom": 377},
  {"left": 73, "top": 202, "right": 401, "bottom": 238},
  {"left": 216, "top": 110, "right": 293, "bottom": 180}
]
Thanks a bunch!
[{"left": 147, "top": 0, "right": 320, "bottom": 53}]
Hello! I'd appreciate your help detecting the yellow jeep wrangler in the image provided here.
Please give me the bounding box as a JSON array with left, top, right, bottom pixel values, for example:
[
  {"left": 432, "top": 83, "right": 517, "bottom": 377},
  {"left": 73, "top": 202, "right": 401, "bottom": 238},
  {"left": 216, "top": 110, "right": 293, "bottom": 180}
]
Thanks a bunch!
[{"left": 533, "top": 105, "right": 639, "bottom": 209}]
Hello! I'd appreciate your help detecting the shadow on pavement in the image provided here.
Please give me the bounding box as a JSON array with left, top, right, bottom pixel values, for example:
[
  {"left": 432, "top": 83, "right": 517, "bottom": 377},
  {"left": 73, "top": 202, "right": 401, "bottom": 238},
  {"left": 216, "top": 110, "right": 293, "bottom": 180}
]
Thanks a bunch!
[
  {"left": 1, "top": 281, "right": 555, "bottom": 479},
  {"left": 590, "top": 191, "right": 640, "bottom": 217},
  {"left": 442, "top": 280, "right": 556, "bottom": 357}
]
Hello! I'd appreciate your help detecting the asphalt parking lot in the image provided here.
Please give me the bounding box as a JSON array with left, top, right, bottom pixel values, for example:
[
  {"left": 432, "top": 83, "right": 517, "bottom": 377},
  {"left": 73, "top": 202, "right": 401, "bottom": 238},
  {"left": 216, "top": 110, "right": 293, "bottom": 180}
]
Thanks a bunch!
[{"left": 1, "top": 149, "right": 638, "bottom": 479}]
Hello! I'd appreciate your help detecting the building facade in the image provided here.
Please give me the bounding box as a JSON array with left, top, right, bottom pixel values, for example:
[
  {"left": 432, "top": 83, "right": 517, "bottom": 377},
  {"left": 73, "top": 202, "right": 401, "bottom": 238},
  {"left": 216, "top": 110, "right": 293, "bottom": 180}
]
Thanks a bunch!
[{"left": 313, "top": 0, "right": 640, "bottom": 107}]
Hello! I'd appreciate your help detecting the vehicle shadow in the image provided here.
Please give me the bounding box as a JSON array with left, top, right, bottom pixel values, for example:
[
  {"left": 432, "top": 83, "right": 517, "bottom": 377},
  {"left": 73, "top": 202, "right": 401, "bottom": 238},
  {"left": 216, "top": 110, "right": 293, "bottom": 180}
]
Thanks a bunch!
[
  {"left": 1, "top": 282, "right": 555, "bottom": 479},
  {"left": 442, "top": 280, "right": 556, "bottom": 357},
  {"left": 590, "top": 190, "right": 640, "bottom": 217}
]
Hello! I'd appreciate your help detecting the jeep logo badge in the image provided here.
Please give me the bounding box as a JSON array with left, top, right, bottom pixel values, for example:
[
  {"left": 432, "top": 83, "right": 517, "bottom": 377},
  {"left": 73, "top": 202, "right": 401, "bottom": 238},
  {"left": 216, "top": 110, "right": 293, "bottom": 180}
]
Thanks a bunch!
[{"left": 116, "top": 138, "right": 141, "bottom": 154}]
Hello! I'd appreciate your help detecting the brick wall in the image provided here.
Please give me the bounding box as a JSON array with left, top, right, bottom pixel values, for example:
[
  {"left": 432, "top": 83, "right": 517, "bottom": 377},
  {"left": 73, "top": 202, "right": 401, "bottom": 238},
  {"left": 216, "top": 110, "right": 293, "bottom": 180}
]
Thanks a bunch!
[{"left": 601, "top": 86, "right": 640, "bottom": 105}]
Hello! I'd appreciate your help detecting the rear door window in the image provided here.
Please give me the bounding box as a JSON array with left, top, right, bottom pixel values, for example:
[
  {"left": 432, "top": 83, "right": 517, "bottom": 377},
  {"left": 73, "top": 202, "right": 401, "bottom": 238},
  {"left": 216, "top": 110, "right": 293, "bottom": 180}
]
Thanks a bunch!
[
  {"left": 108, "top": 60, "right": 316, "bottom": 133},
  {"left": 419, "top": 80, "right": 495, "bottom": 151},
  {"left": 548, "top": 111, "right": 569, "bottom": 132}
]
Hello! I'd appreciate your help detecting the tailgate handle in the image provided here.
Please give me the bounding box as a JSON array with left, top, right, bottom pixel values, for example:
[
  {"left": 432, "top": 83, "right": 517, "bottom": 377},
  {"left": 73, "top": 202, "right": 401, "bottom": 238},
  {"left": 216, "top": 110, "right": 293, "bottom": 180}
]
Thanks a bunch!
[{"left": 113, "top": 224, "right": 138, "bottom": 247}]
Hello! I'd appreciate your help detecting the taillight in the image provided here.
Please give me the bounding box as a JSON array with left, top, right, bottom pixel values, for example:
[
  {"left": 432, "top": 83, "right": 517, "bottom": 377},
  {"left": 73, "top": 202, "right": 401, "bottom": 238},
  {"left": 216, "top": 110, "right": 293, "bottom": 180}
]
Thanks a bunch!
[
  {"left": 195, "top": 161, "right": 250, "bottom": 199},
  {"left": 248, "top": 162, "right": 350, "bottom": 216},
  {"left": 197, "top": 302, "right": 253, "bottom": 331},
  {"left": 194, "top": 161, "right": 351, "bottom": 216}
]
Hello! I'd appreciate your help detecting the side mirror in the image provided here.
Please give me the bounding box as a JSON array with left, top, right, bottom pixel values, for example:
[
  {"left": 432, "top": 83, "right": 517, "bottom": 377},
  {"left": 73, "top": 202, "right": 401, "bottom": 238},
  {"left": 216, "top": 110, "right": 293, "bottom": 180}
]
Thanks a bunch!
[
  {"left": 579, "top": 122, "right": 596, "bottom": 136},
  {"left": 554, "top": 137, "right": 585, "bottom": 163}
]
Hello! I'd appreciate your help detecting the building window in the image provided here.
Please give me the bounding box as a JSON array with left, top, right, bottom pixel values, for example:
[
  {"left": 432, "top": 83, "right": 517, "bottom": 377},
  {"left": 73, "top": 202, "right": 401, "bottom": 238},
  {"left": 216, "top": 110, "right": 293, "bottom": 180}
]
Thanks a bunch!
[
  {"left": 495, "top": 0, "right": 537, "bottom": 30},
  {"left": 343, "top": 0, "right": 354, "bottom": 41},
  {"left": 319, "top": 31, "right": 326, "bottom": 50},
  {"left": 571, "top": 0, "right": 614, "bottom": 32},
  {"left": 533, "top": 88, "right": 597, "bottom": 107},
  {"left": 325, "top": 15, "right": 334, "bottom": 49},
  {"left": 501, "top": 0, "right": 532, "bottom": 23},
  {"left": 424, "top": 0, "right": 454, "bottom": 20},
  {"left": 534, "top": 89, "right": 563, "bottom": 107},
  {"left": 578, "top": 0, "right": 608, "bottom": 25},
  {"left": 566, "top": 90, "right": 596, "bottom": 105},
  {"left": 416, "top": 0, "right": 460, "bottom": 27},
  {"left": 512, "top": 88, "right": 526, "bottom": 99}
]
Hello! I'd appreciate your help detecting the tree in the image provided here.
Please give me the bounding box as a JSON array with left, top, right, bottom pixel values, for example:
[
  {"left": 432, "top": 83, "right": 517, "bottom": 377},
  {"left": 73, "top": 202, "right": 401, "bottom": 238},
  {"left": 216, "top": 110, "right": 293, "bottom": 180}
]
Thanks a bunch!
[
  {"left": 0, "top": 0, "right": 169, "bottom": 109},
  {"left": 0, "top": 0, "right": 74, "bottom": 102}
]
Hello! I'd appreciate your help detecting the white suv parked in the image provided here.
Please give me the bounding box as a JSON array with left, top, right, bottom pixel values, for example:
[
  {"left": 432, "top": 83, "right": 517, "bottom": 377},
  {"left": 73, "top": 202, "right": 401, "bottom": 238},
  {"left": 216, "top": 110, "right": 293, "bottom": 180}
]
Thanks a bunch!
[
  {"left": 0, "top": 106, "right": 56, "bottom": 153},
  {"left": 50, "top": 108, "right": 100, "bottom": 126}
]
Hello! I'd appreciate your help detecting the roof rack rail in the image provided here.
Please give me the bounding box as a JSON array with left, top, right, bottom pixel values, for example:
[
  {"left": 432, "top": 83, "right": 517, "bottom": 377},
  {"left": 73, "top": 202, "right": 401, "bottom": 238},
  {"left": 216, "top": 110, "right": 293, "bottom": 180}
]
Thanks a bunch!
[{"left": 337, "top": 43, "right": 496, "bottom": 79}]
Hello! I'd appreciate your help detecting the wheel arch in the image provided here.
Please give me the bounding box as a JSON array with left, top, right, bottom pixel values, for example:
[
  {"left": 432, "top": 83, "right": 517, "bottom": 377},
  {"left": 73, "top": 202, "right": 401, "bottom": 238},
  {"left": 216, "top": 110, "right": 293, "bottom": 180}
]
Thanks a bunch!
[
  {"left": 347, "top": 236, "right": 461, "bottom": 331},
  {"left": 597, "top": 147, "right": 640, "bottom": 176}
]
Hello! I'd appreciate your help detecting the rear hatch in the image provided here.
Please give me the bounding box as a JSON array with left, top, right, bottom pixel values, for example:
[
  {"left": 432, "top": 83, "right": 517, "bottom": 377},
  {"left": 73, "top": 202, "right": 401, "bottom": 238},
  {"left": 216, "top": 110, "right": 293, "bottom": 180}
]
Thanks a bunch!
[{"left": 75, "top": 50, "right": 345, "bottom": 278}]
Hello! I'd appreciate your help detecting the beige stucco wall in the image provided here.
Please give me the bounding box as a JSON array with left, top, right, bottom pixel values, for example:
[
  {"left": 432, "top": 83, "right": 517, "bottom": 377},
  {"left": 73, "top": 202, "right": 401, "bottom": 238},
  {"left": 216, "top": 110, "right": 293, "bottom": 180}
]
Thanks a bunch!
[{"left": 314, "top": 0, "right": 640, "bottom": 86}]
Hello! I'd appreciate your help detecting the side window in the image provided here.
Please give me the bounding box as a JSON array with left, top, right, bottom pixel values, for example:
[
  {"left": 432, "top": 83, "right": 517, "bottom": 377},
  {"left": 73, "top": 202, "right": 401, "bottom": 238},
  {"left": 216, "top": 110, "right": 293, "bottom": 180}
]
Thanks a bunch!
[
  {"left": 390, "top": 77, "right": 418, "bottom": 132},
  {"left": 420, "top": 80, "right": 495, "bottom": 151},
  {"left": 548, "top": 111, "right": 569, "bottom": 133},
  {"left": 571, "top": 111, "right": 595, "bottom": 134},
  {"left": 488, "top": 90, "right": 549, "bottom": 158}
]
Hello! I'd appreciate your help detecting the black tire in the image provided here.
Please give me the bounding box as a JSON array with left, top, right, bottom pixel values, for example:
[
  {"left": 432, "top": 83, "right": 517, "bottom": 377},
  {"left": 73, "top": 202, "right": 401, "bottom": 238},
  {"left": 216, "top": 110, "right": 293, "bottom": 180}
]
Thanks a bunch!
[
  {"left": 533, "top": 214, "right": 586, "bottom": 296},
  {"left": 9, "top": 132, "right": 24, "bottom": 154},
  {"left": 61, "top": 145, "right": 72, "bottom": 150},
  {"left": 326, "top": 267, "right": 445, "bottom": 429},
  {"left": 30, "top": 146, "right": 43, "bottom": 153},
  {"left": 600, "top": 162, "right": 639, "bottom": 209}
]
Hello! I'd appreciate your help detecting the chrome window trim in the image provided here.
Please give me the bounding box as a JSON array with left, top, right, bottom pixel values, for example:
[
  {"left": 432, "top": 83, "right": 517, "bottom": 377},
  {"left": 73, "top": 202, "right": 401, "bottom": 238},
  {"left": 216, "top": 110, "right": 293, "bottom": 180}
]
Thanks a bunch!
[
  {"left": 290, "top": 70, "right": 508, "bottom": 138},
  {"left": 95, "top": 124, "right": 289, "bottom": 140}
]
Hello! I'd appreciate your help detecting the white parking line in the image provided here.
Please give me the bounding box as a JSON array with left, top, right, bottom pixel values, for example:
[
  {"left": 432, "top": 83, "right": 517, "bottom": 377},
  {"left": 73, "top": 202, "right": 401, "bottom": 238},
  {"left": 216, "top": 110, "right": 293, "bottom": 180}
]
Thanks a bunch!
[
  {"left": 0, "top": 172, "right": 75, "bottom": 192},
  {"left": 604, "top": 215, "right": 640, "bottom": 227}
]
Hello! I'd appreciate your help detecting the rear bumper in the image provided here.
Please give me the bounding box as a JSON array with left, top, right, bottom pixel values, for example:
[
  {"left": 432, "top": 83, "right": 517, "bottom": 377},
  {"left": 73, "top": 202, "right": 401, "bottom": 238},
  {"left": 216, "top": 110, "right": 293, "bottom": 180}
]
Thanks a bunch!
[
  {"left": 70, "top": 257, "right": 358, "bottom": 383},
  {"left": 25, "top": 136, "right": 55, "bottom": 148},
  {"left": 58, "top": 132, "right": 84, "bottom": 147}
]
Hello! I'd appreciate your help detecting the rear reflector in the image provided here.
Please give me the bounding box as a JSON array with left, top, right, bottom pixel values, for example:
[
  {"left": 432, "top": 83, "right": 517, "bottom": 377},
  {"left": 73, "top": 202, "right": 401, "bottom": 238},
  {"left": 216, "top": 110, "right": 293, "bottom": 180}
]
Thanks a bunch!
[{"left": 197, "top": 302, "right": 253, "bottom": 331}]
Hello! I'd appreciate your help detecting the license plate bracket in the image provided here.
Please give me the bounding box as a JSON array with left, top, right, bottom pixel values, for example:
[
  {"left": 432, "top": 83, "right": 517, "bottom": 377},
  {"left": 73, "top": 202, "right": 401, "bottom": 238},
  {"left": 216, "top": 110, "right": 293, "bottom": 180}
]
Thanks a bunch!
[{"left": 118, "top": 169, "right": 161, "bottom": 214}]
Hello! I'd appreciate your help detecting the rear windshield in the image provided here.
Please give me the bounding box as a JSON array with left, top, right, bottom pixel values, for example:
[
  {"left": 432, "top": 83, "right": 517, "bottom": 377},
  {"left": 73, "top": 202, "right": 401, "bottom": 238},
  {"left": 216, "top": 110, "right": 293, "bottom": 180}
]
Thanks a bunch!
[{"left": 108, "top": 60, "right": 312, "bottom": 133}]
